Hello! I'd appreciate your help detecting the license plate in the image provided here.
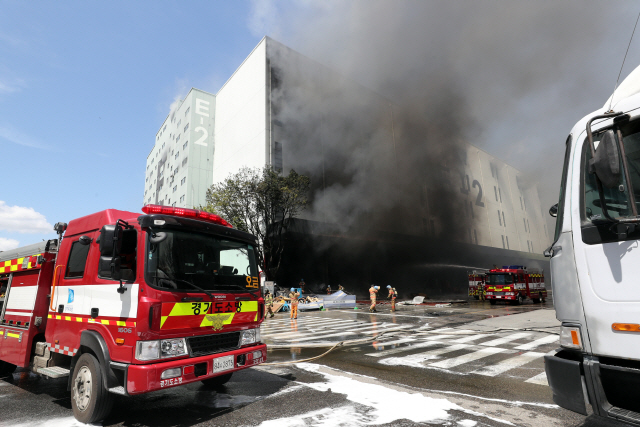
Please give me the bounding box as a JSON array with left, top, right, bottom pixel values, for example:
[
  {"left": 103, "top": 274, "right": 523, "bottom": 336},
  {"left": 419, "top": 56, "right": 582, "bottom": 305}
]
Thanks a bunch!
[
  {"left": 497, "top": 296, "right": 502, "bottom": 299},
  {"left": 213, "top": 355, "right": 234, "bottom": 373}
]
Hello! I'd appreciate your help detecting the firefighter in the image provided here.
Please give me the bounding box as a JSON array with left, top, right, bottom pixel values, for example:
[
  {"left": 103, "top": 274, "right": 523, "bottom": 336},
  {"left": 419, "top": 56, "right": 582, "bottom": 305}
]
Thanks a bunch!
[
  {"left": 326, "top": 284, "right": 332, "bottom": 294},
  {"left": 369, "top": 285, "right": 379, "bottom": 312},
  {"left": 299, "top": 278, "right": 306, "bottom": 293},
  {"left": 288, "top": 287, "right": 300, "bottom": 320},
  {"left": 264, "top": 289, "right": 275, "bottom": 318},
  {"left": 338, "top": 284, "right": 345, "bottom": 292},
  {"left": 387, "top": 285, "right": 397, "bottom": 312}
]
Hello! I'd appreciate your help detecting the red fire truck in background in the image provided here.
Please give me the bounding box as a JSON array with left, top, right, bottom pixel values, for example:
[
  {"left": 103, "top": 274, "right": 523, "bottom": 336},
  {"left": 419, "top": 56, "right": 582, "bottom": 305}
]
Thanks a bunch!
[
  {"left": 0, "top": 205, "right": 266, "bottom": 423},
  {"left": 467, "top": 270, "right": 487, "bottom": 299},
  {"left": 484, "top": 265, "right": 546, "bottom": 305}
]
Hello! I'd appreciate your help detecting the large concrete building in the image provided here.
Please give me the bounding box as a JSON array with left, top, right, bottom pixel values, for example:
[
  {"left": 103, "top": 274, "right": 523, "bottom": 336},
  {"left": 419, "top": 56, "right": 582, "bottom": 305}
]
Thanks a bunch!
[{"left": 144, "top": 37, "right": 550, "bottom": 294}]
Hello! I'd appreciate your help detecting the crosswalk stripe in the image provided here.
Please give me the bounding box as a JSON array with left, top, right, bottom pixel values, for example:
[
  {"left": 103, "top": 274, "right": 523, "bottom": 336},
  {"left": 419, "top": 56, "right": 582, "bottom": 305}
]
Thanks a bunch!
[
  {"left": 263, "top": 318, "right": 348, "bottom": 328},
  {"left": 429, "top": 346, "right": 508, "bottom": 369},
  {"left": 472, "top": 351, "right": 545, "bottom": 376},
  {"left": 450, "top": 334, "right": 494, "bottom": 343},
  {"left": 371, "top": 337, "right": 416, "bottom": 348},
  {"left": 514, "top": 335, "right": 558, "bottom": 350},
  {"left": 479, "top": 332, "right": 531, "bottom": 347},
  {"left": 315, "top": 322, "right": 371, "bottom": 331},
  {"left": 287, "top": 331, "right": 357, "bottom": 342},
  {"left": 525, "top": 371, "right": 548, "bottom": 385},
  {"left": 262, "top": 319, "right": 353, "bottom": 332},
  {"left": 365, "top": 340, "right": 445, "bottom": 357},
  {"left": 380, "top": 344, "right": 472, "bottom": 367}
]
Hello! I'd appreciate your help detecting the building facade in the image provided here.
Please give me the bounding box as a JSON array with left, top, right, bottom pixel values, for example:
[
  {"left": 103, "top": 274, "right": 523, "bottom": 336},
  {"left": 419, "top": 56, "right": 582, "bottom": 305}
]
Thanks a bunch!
[
  {"left": 144, "top": 88, "right": 216, "bottom": 209},
  {"left": 144, "top": 37, "right": 550, "bottom": 293}
]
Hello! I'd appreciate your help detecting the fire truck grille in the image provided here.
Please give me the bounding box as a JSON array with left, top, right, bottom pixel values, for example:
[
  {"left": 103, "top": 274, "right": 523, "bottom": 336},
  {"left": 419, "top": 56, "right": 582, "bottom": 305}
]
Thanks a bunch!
[{"left": 188, "top": 332, "right": 241, "bottom": 357}]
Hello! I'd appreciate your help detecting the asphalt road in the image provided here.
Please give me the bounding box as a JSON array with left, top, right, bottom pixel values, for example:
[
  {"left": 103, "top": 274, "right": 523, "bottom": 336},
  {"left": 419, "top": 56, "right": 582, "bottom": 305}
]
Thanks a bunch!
[{"left": 0, "top": 298, "right": 631, "bottom": 427}]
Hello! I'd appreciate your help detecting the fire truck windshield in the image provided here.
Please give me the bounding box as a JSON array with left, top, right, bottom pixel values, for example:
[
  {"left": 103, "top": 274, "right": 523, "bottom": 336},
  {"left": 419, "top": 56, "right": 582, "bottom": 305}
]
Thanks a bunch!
[
  {"left": 487, "top": 273, "right": 513, "bottom": 285},
  {"left": 145, "top": 229, "right": 259, "bottom": 293}
]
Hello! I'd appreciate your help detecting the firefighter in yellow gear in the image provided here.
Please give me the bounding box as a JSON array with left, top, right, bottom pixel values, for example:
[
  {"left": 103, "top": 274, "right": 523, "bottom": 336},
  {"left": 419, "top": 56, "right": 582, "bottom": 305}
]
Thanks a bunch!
[
  {"left": 387, "top": 285, "right": 397, "bottom": 312},
  {"left": 287, "top": 288, "right": 300, "bottom": 320},
  {"left": 265, "top": 290, "right": 275, "bottom": 318},
  {"left": 369, "top": 285, "right": 379, "bottom": 312}
]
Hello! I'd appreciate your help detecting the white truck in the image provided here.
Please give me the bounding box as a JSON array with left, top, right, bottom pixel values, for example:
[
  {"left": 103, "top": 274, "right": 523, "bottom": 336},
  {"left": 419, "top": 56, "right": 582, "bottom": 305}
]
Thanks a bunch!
[{"left": 545, "top": 64, "right": 640, "bottom": 424}]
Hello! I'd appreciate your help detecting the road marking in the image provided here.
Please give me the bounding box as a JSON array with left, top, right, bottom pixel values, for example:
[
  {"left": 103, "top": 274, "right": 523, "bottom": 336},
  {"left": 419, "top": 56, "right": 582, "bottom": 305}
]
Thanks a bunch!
[
  {"left": 479, "top": 332, "right": 531, "bottom": 347},
  {"left": 287, "top": 331, "right": 357, "bottom": 342},
  {"left": 371, "top": 337, "right": 416, "bottom": 347},
  {"left": 429, "top": 347, "right": 508, "bottom": 369},
  {"left": 332, "top": 310, "right": 436, "bottom": 319},
  {"left": 343, "top": 323, "right": 410, "bottom": 333},
  {"left": 513, "top": 335, "right": 558, "bottom": 350},
  {"left": 525, "top": 372, "right": 548, "bottom": 385},
  {"left": 450, "top": 333, "right": 494, "bottom": 343},
  {"left": 472, "top": 351, "right": 545, "bottom": 376},
  {"left": 365, "top": 340, "right": 445, "bottom": 357}
]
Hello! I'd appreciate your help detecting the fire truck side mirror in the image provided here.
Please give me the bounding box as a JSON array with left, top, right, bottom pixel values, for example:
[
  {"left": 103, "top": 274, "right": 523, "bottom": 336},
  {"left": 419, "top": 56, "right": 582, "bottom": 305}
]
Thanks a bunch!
[
  {"left": 591, "top": 129, "right": 621, "bottom": 189},
  {"left": 549, "top": 203, "right": 558, "bottom": 218},
  {"left": 99, "top": 225, "right": 123, "bottom": 257},
  {"left": 99, "top": 256, "right": 122, "bottom": 281}
]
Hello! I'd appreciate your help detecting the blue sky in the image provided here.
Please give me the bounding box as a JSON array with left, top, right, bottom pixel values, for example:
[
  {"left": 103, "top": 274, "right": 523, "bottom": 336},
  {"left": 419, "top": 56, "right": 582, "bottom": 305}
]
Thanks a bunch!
[{"left": 0, "top": 1, "right": 265, "bottom": 250}]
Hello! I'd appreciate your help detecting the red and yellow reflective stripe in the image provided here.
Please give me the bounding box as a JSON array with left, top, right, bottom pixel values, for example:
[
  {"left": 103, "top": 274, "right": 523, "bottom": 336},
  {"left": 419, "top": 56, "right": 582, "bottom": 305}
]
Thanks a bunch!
[
  {"left": 47, "top": 314, "right": 136, "bottom": 327},
  {"left": 0, "top": 253, "right": 42, "bottom": 274},
  {"left": 160, "top": 300, "right": 259, "bottom": 330}
]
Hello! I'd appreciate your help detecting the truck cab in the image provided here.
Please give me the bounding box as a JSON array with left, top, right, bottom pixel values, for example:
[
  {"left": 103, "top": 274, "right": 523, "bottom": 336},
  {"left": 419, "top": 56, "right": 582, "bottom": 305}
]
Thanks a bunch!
[
  {"left": 545, "top": 65, "right": 640, "bottom": 424},
  {"left": 0, "top": 205, "right": 266, "bottom": 423}
]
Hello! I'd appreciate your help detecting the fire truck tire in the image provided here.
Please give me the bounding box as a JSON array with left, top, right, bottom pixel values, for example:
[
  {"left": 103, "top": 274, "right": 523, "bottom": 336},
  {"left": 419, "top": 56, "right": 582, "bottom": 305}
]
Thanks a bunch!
[
  {"left": 532, "top": 296, "right": 541, "bottom": 303},
  {"left": 71, "top": 353, "right": 114, "bottom": 423},
  {"left": 489, "top": 299, "right": 496, "bottom": 305},
  {"left": 517, "top": 295, "right": 524, "bottom": 305},
  {"left": 0, "top": 360, "right": 16, "bottom": 377},
  {"left": 201, "top": 372, "right": 233, "bottom": 388}
]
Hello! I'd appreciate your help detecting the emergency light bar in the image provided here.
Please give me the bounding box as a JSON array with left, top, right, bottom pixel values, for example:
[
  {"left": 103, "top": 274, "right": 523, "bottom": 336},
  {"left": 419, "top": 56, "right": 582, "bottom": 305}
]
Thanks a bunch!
[{"left": 141, "top": 204, "right": 232, "bottom": 228}]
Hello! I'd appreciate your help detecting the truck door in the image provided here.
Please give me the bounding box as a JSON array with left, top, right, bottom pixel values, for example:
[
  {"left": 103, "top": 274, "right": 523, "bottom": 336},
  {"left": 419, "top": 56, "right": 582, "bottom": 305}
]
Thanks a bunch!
[{"left": 573, "top": 122, "right": 640, "bottom": 359}]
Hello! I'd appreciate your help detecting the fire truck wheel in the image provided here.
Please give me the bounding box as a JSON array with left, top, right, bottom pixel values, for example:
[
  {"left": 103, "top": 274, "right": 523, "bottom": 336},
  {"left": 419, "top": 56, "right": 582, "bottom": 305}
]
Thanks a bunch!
[
  {"left": 71, "top": 353, "right": 114, "bottom": 423},
  {"left": 0, "top": 360, "right": 16, "bottom": 377},
  {"left": 201, "top": 372, "right": 233, "bottom": 388},
  {"left": 532, "top": 296, "right": 541, "bottom": 303},
  {"left": 517, "top": 295, "right": 524, "bottom": 305}
]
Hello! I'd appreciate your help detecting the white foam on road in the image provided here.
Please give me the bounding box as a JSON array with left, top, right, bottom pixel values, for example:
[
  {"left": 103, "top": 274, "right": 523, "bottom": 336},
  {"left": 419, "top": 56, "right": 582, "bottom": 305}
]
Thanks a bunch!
[
  {"left": 380, "top": 344, "right": 471, "bottom": 368},
  {"left": 284, "top": 363, "right": 461, "bottom": 425},
  {"left": 2, "top": 417, "right": 97, "bottom": 427}
]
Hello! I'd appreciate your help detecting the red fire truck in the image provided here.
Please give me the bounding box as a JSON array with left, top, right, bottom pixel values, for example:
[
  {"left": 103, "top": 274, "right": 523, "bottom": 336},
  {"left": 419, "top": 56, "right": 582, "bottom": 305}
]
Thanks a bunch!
[
  {"left": 0, "top": 205, "right": 266, "bottom": 423},
  {"left": 484, "top": 265, "right": 546, "bottom": 305},
  {"left": 467, "top": 270, "right": 487, "bottom": 299}
]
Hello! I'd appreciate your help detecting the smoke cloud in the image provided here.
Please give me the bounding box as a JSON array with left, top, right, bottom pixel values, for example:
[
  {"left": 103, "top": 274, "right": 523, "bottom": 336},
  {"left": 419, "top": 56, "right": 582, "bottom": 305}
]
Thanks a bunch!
[{"left": 253, "top": 0, "right": 640, "bottom": 233}]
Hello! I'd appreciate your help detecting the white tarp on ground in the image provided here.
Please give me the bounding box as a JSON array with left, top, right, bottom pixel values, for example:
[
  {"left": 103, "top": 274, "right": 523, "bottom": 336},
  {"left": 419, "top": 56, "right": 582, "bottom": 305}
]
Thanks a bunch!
[
  {"left": 322, "top": 290, "right": 356, "bottom": 309},
  {"left": 297, "top": 290, "right": 356, "bottom": 310},
  {"left": 400, "top": 296, "right": 425, "bottom": 305}
]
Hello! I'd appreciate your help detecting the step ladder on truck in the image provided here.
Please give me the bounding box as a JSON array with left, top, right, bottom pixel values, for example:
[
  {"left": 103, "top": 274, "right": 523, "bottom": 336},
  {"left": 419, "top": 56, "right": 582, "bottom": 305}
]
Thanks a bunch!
[
  {"left": 0, "top": 205, "right": 266, "bottom": 423},
  {"left": 545, "top": 65, "right": 640, "bottom": 424}
]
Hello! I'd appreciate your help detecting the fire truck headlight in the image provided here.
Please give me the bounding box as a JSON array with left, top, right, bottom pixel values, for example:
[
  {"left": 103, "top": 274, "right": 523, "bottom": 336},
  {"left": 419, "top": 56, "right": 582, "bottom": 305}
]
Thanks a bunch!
[
  {"left": 559, "top": 324, "right": 582, "bottom": 350},
  {"left": 136, "top": 340, "right": 160, "bottom": 361},
  {"left": 240, "top": 328, "right": 260, "bottom": 346},
  {"left": 160, "top": 338, "right": 188, "bottom": 358},
  {"left": 485, "top": 292, "right": 494, "bottom": 296}
]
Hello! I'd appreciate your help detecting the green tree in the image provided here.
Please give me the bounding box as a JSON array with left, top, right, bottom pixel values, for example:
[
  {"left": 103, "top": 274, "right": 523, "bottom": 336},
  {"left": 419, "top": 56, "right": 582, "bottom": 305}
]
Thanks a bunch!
[{"left": 199, "top": 166, "right": 310, "bottom": 280}]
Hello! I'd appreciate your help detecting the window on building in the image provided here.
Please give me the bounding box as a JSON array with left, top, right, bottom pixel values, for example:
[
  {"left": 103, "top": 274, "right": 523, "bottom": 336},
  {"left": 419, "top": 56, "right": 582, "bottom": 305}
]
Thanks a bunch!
[
  {"left": 163, "top": 125, "right": 167, "bottom": 132},
  {"left": 273, "top": 141, "right": 283, "bottom": 171},
  {"left": 182, "top": 157, "right": 188, "bottom": 166},
  {"left": 173, "top": 186, "right": 177, "bottom": 193},
  {"left": 501, "top": 235, "right": 505, "bottom": 249},
  {"left": 184, "top": 123, "right": 189, "bottom": 133},
  {"left": 498, "top": 188, "right": 502, "bottom": 203},
  {"left": 505, "top": 235, "right": 509, "bottom": 249},
  {"left": 181, "top": 177, "right": 186, "bottom": 185},
  {"left": 497, "top": 210, "right": 502, "bottom": 226},
  {"left": 494, "top": 186, "right": 498, "bottom": 202},
  {"left": 502, "top": 211, "right": 506, "bottom": 227},
  {"left": 183, "top": 141, "right": 188, "bottom": 150},
  {"left": 65, "top": 240, "right": 90, "bottom": 279},
  {"left": 180, "top": 195, "right": 185, "bottom": 203},
  {"left": 177, "top": 119, "right": 181, "bottom": 127},
  {"left": 175, "top": 152, "right": 179, "bottom": 160},
  {"left": 184, "top": 107, "right": 190, "bottom": 116}
]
